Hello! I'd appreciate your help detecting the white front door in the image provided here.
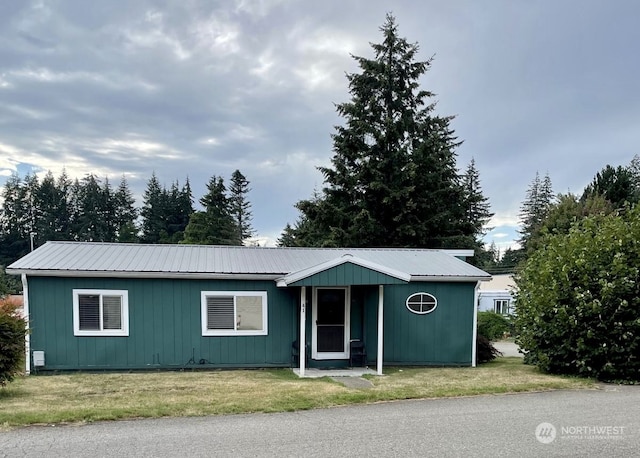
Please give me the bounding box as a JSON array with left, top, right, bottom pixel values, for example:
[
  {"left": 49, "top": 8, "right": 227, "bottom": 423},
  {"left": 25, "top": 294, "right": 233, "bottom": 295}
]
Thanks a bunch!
[{"left": 312, "top": 287, "right": 350, "bottom": 360}]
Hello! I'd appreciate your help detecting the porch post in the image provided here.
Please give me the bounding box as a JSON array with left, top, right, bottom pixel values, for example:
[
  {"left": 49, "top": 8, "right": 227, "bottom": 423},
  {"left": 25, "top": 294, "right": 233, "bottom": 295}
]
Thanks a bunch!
[
  {"left": 300, "top": 286, "right": 307, "bottom": 377},
  {"left": 377, "top": 285, "right": 384, "bottom": 375}
]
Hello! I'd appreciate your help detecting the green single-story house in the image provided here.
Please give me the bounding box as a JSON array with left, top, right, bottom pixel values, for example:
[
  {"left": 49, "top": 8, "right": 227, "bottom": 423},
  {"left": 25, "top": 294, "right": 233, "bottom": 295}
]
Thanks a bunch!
[{"left": 7, "top": 241, "right": 490, "bottom": 376}]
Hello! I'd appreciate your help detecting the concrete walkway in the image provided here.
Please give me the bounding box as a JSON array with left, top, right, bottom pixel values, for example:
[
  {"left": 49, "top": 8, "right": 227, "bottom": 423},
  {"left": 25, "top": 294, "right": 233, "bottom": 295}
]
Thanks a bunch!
[{"left": 292, "top": 367, "right": 378, "bottom": 378}]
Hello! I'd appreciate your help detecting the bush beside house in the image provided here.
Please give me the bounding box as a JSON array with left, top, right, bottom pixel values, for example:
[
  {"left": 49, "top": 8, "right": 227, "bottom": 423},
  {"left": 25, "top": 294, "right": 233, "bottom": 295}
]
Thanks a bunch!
[
  {"left": 477, "top": 311, "right": 511, "bottom": 341},
  {"left": 0, "top": 296, "right": 26, "bottom": 386},
  {"left": 515, "top": 207, "right": 640, "bottom": 382}
]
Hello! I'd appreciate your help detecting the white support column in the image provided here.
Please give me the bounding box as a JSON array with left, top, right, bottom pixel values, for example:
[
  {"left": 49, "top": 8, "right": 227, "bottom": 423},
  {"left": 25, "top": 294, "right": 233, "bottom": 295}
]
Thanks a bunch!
[
  {"left": 472, "top": 281, "right": 480, "bottom": 367},
  {"left": 299, "top": 286, "right": 307, "bottom": 377},
  {"left": 377, "top": 285, "right": 384, "bottom": 375},
  {"left": 22, "top": 274, "right": 30, "bottom": 375}
]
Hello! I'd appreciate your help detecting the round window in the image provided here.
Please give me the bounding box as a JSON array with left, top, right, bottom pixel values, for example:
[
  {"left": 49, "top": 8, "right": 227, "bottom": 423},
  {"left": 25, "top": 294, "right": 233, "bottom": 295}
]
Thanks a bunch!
[{"left": 406, "top": 292, "right": 437, "bottom": 314}]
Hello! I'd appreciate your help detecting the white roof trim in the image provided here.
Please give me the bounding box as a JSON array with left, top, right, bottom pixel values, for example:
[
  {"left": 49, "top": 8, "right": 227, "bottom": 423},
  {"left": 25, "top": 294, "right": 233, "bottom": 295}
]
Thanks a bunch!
[
  {"left": 6, "top": 269, "right": 282, "bottom": 281},
  {"left": 439, "top": 249, "right": 474, "bottom": 257},
  {"left": 410, "top": 275, "right": 491, "bottom": 282},
  {"left": 276, "top": 254, "right": 411, "bottom": 287}
]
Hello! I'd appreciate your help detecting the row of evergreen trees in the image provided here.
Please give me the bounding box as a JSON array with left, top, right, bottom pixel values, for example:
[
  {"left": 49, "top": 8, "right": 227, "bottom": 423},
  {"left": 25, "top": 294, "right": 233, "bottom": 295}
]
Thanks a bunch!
[
  {"left": 0, "top": 169, "right": 254, "bottom": 267},
  {"left": 485, "top": 154, "right": 640, "bottom": 272}
]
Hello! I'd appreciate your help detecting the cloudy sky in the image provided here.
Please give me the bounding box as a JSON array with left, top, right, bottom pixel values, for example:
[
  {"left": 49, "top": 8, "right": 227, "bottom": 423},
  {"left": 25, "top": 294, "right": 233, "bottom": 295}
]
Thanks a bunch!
[{"left": 1, "top": 1, "right": 638, "bottom": 250}]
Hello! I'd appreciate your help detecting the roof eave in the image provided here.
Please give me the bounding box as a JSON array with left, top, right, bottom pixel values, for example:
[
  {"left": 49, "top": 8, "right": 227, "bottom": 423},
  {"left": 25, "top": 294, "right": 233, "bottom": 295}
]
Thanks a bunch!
[
  {"left": 7, "top": 269, "right": 283, "bottom": 281},
  {"left": 410, "top": 275, "right": 491, "bottom": 282}
]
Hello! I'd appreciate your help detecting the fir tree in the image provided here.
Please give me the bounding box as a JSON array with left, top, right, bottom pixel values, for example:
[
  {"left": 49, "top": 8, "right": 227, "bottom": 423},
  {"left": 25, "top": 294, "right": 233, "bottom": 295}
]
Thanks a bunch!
[
  {"left": 114, "top": 175, "right": 138, "bottom": 242},
  {"left": 293, "top": 14, "right": 471, "bottom": 248},
  {"left": 73, "top": 174, "right": 113, "bottom": 241},
  {"left": 518, "top": 172, "right": 554, "bottom": 252},
  {"left": 461, "top": 158, "right": 494, "bottom": 239},
  {"left": 183, "top": 176, "right": 240, "bottom": 245},
  {"left": 33, "top": 171, "right": 70, "bottom": 245},
  {"left": 140, "top": 172, "right": 167, "bottom": 243},
  {"left": 229, "top": 170, "right": 254, "bottom": 242},
  {"left": 276, "top": 223, "right": 297, "bottom": 247},
  {"left": 0, "top": 174, "right": 30, "bottom": 265}
]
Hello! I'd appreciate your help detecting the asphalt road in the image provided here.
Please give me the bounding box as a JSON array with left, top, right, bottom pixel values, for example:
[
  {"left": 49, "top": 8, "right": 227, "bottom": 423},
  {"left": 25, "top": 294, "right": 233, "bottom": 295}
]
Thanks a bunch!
[{"left": 1, "top": 385, "right": 638, "bottom": 457}]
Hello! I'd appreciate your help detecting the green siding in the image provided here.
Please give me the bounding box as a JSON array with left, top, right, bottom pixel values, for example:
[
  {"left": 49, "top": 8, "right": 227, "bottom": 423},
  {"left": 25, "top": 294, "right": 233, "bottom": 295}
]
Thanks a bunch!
[
  {"left": 364, "top": 282, "right": 476, "bottom": 365},
  {"left": 28, "top": 275, "right": 476, "bottom": 371},
  {"left": 28, "top": 276, "right": 297, "bottom": 371},
  {"left": 289, "top": 263, "right": 407, "bottom": 287}
]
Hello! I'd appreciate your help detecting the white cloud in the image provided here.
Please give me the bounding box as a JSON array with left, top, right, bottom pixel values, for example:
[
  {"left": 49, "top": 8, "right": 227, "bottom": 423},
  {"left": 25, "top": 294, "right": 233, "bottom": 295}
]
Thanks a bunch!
[
  {"left": 234, "top": 0, "right": 287, "bottom": 18},
  {"left": 7, "top": 67, "right": 158, "bottom": 92},
  {"left": 193, "top": 15, "right": 241, "bottom": 56},
  {"left": 122, "top": 10, "right": 192, "bottom": 60}
]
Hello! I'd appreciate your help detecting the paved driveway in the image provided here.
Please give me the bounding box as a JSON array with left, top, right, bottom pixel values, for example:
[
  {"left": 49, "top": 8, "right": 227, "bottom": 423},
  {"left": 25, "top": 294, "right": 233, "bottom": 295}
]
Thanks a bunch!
[
  {"left": 1, "top": 385, "right": 638, "bottom": 457},
  {"left": 493, "top": 340, "right": 523, "bottom": 357}
]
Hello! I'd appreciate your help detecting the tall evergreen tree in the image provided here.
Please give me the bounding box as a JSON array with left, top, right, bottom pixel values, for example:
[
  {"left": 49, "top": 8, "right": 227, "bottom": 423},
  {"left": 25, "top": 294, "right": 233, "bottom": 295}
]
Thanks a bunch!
[
  {"left": 140, "top": 172, "right": 167, "bottom": 243},
  {"left": 183, "top": 176, "right": 239, "bottom": 245},
  {"left": 178, "top": 178, "right": 194, "bottom": 235},
  {"left": 291, "top": 14, "right": 470, "bottom": 248},
  {"left": 32, "top": 171, "right": 70, "bottom": 245},
  {"left": 518, "top": 172, "right": 554, "bottom": 253},
  {"left": 276, "top": 223, "right": 297, "bottom": 247},
  {"left": 0, "top": 174, "right": 30, "bottom": 265},
  {"left": 461, "top": 158, "right": 493, "bottom": 239},
  {"left": 72, "top": 174, "right": 113, "bottom": 241},
  {"left": 229, "top": 170, "right": 254, "bottom": 242},
  {"left": 113, "top": 175, "right": 138, "bottom": 242},
  {"left": 161, "top": 179, "right": 194, "bottom": 243},
  {"left": 140, "top": 173, "right": 194, "bottom": 244},
  {"left": 55, "top": 169, "right": 72, "bottom": 239}
]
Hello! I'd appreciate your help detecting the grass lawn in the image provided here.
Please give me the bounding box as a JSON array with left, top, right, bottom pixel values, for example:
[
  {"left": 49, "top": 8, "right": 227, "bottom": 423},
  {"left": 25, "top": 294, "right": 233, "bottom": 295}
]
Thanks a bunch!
[{"left": 0, "top": 357, "right": 593, "bottom": 429}]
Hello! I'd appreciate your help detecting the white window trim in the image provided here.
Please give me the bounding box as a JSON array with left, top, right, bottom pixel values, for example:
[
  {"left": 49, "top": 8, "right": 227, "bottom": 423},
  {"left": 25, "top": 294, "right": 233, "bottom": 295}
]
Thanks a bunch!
[
  {"left": 311, "top": 286, "right": 350, "bottom": 360},
  {"left": 406, "top": 292, "right": 438, "bottom": 315},
  {"left": 73, "top": 289, "right": 129, "bottom": 337},
  {"left": 494, "top": 299, "right": 511, "bottom": 315},
  {"left": 201, "top": 291, "right": 268, "bottom": 336}
]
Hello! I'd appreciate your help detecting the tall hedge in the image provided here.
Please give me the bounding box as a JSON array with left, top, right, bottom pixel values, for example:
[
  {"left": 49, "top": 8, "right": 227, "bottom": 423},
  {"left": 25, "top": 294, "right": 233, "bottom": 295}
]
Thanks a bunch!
[
  {"left": 0, "top": 297, "right": 26, "bottom": 386},
  {"left": 514, "top": 207, "right": 640, "bottom": 381}
]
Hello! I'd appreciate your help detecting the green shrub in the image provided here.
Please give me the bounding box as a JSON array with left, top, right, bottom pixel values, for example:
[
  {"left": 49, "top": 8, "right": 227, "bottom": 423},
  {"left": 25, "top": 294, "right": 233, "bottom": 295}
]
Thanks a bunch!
[
  {"left": 477, "top": 311, "right": 510, "bottom": 341},
  {"left": 0, "top": 297, "right": 26, "bottom": 386},
  {"left": 515, "top": 207, "right": 640, "bottom": 382}
]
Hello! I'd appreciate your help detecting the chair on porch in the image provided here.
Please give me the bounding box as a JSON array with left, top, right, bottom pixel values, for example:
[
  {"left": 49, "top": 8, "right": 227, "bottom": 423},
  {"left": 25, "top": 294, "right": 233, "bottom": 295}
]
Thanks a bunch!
[
  {"left": 349, "top": 339, "right": 367, "bottom": 367},
  {"left": 291, "top": 340, "right": 310, "bottom": 367}
]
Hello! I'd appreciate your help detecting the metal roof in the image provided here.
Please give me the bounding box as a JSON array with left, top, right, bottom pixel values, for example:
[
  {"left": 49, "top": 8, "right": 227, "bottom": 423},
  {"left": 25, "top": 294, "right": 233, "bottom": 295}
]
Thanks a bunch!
[{"left": 7, "top": 241, "right": 491, "bottom": 282}]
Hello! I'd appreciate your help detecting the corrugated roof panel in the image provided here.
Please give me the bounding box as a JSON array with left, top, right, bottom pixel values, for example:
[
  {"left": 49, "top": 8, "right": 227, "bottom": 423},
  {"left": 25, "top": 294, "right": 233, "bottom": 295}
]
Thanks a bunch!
[{"left": 7, "top": 241, "right": 490, "bottom": 280}]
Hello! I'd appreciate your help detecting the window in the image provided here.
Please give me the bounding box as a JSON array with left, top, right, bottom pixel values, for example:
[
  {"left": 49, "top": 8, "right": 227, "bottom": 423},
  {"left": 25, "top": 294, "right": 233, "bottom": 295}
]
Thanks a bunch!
[
  {"left": 406, "top": 292, "right": 437, "bottom": 314},
  {"left": 201, "top": 291, "right": 268, "bottom": 336},
  {"left": 73, "top": 289, "right": 129, "bottom": 336},
  {"left": 494, "top": 299, "right": 511, "bottom": 315}
]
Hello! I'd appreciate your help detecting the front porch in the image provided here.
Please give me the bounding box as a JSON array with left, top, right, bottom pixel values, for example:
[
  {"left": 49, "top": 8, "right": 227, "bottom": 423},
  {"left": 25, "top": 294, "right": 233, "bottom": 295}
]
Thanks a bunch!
[{"left": 278, "top": 254, "right": 413, "bottom": 378}]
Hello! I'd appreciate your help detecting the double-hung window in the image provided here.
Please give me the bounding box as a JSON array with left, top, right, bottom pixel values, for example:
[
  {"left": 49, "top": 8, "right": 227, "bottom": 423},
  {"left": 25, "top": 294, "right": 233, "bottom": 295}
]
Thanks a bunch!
[
  {"left": 73, "top": 289, "right": 129, "bottom": 336},
  {"left": 494, "top": 299, "right": 511, "bottom": 315},
  {"left": 201, "top": 291, "right": 268, "bottom": 336}
]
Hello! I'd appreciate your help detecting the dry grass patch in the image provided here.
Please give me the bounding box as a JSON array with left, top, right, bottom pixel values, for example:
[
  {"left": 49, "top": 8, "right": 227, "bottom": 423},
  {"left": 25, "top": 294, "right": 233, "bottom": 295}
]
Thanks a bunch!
[
  {"left": 0, "top": 358, "right": 593, "bottom": 428},
  {"left": 367, "top": 358, "right": 593, "bottom": 398}
]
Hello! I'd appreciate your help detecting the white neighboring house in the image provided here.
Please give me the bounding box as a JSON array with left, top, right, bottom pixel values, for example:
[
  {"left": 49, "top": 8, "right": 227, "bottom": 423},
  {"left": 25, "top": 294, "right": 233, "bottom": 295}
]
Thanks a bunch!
[{"left": 478, "top": 274, "right": 515, "bottom": 315}]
